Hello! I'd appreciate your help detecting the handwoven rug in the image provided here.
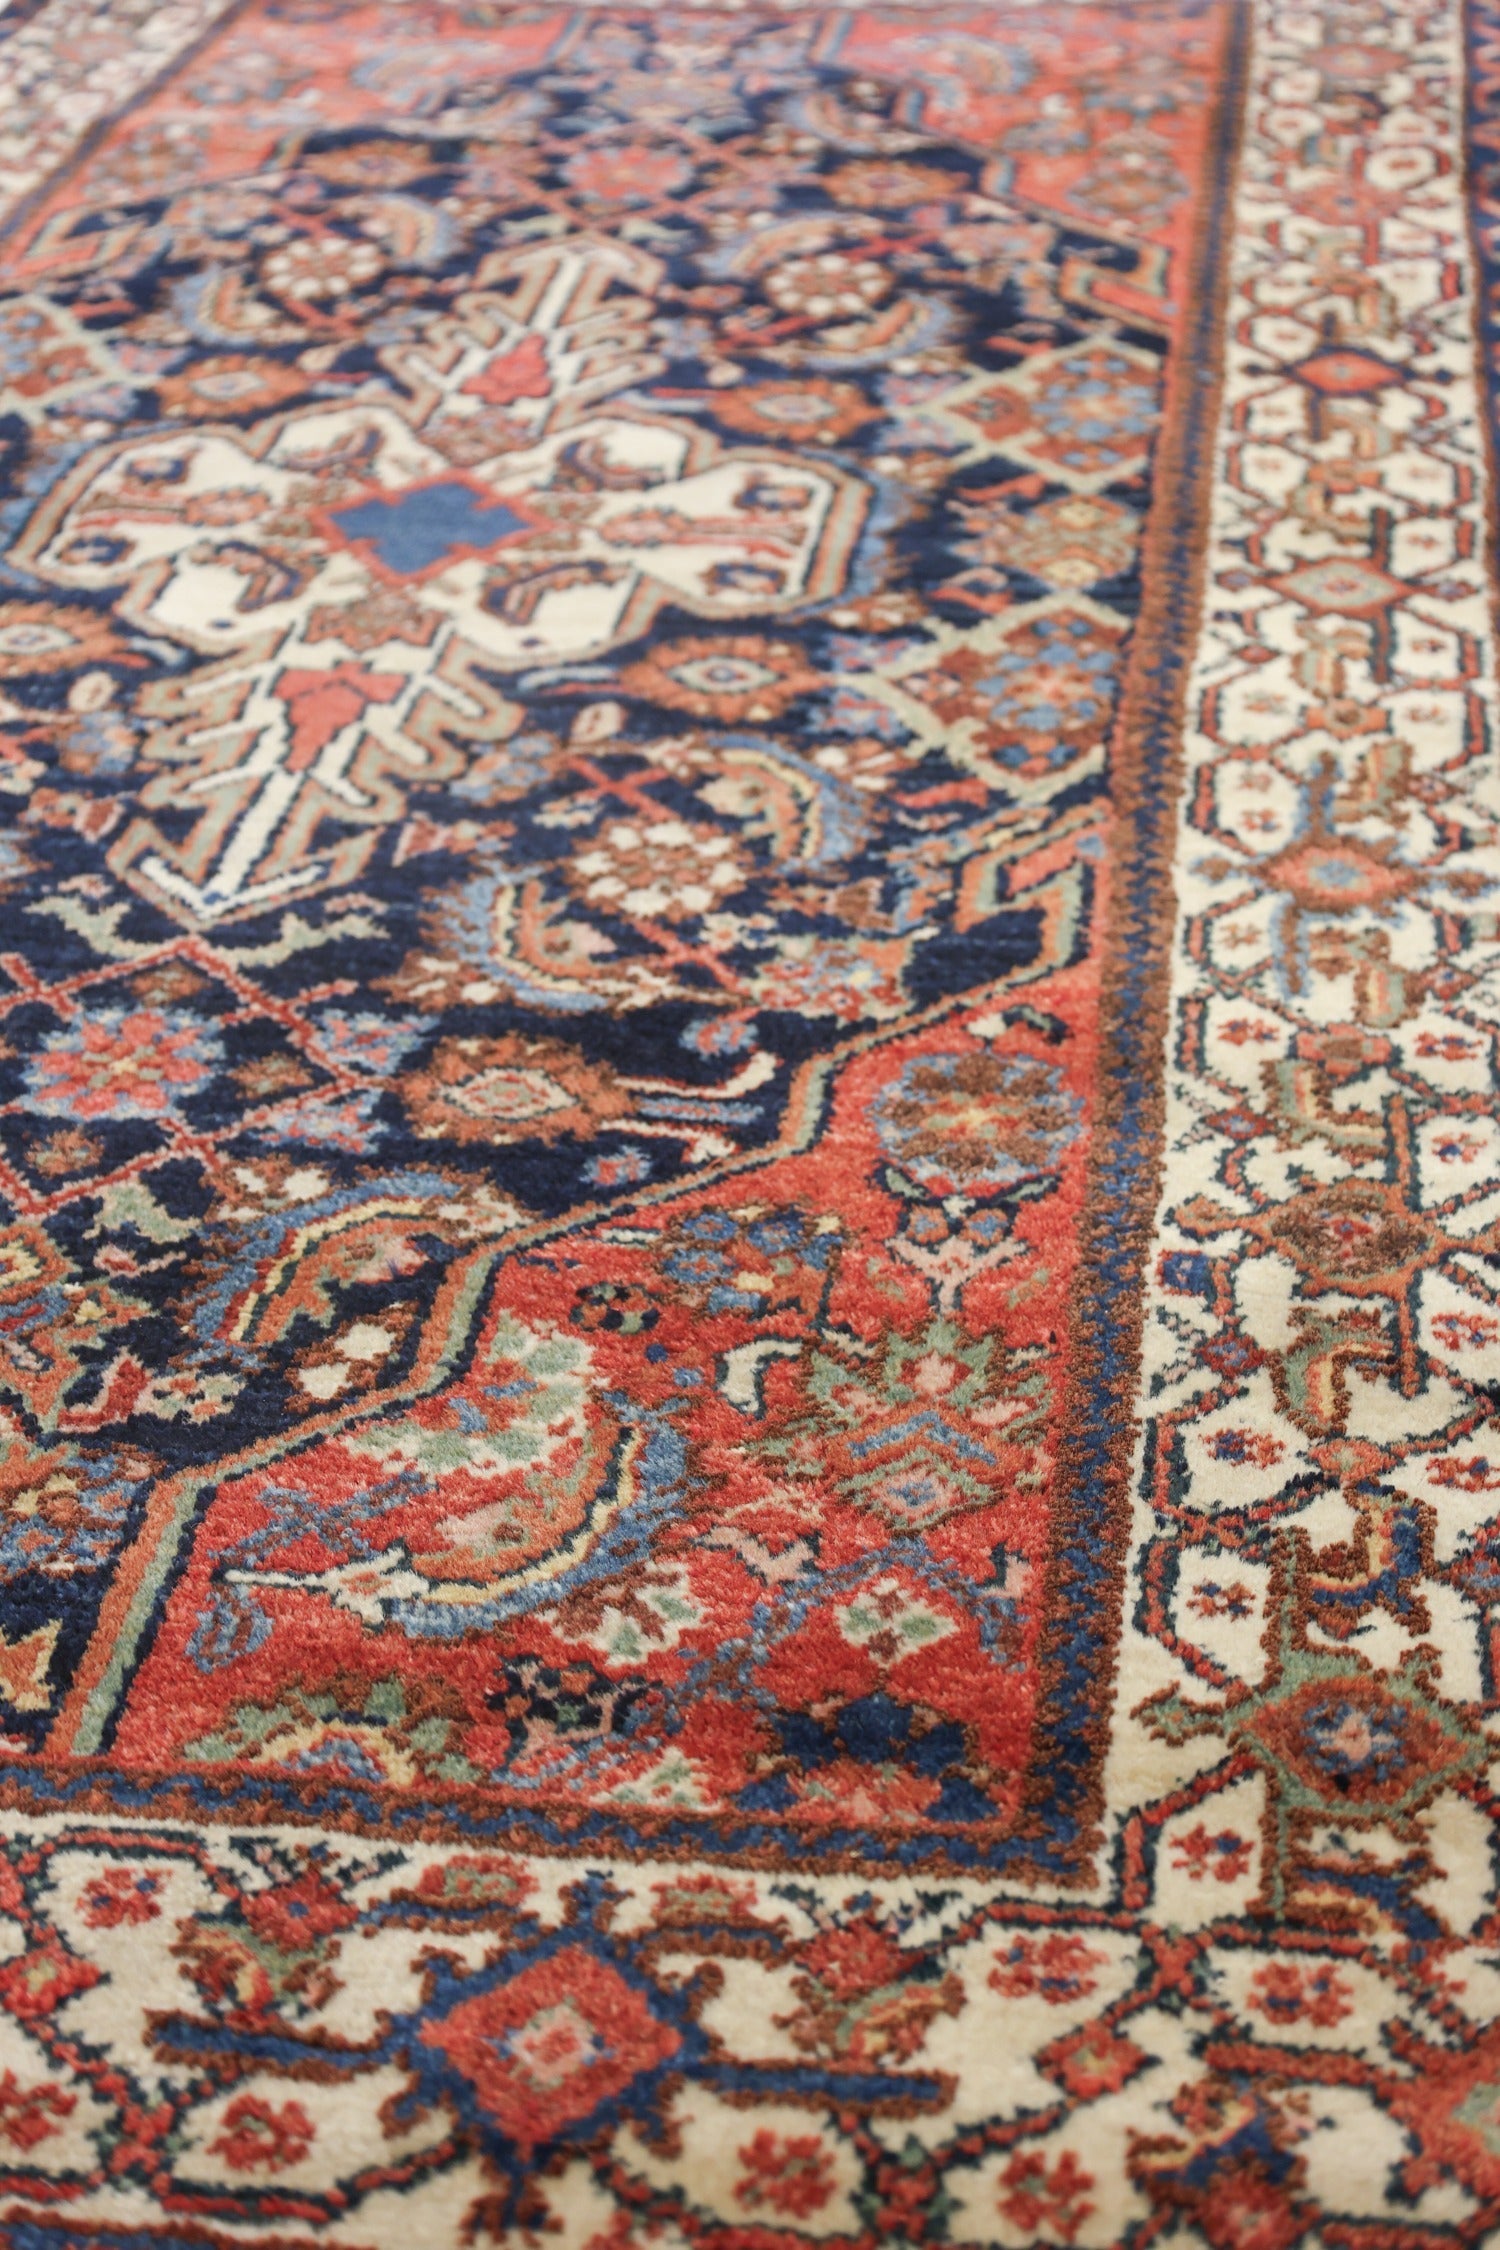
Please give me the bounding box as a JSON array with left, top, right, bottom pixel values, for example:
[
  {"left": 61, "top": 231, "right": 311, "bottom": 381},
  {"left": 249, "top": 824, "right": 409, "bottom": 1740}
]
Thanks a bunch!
[{"left": 0, "top": 0, "right": 1498, "bottom": 2238}]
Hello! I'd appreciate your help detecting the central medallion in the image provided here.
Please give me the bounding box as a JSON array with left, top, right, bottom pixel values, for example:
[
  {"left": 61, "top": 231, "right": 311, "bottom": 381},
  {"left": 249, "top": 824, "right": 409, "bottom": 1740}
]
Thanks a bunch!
[
  {"left": 327, "top": 476, "right": 542, "bottom": 580},
  {"left": 14, "top": 239, "right": 864, "bottom": 924}
]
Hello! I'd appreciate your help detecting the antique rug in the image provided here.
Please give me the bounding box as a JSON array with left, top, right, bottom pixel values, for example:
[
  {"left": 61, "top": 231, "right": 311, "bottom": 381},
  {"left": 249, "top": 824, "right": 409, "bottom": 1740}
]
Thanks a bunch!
[{"left": 0, "top": 0, "right": 1498, "bottom": 2239}]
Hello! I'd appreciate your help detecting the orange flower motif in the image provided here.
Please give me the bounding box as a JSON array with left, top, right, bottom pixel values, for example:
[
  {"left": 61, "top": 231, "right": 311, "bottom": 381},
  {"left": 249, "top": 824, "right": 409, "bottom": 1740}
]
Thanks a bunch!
[
  {"left": 1248, "top": 1960, "right": 1354, "bottom": 2029},
  {"left": 618, "top": 634, "right": 821, "bottom": 723},
  {"left": 1038, "top": 2023, "right": 1146, "bottom": 2100},
  {"left": 564, "top": 146, "right": 693, "bottom": 201},
  {"left": 158, "top": 355, "right": 309, "bottom": 419},
  {"left": 402, "top": 1034, "right": 633, "bottom": 1146},
  {"left": 799, "top": 1918, "right": 909, "bottom": 1998},
  {"left": 209, "top": 2095, "right": 316, "bottom": 2173},
  {"left": 0, "top": 601, "right": 128, "bottom": 677},
  {"left": 736, "top": 2128, "right": 836, "bottom": 2217},
  {"left": 711, "top": 380, "right": 880, "bottom": 446},
  {"left": 1433, "top": 1456, "right": 1500, "bottom": 1492},
  {"left": 243, "top": 1869, "right": 358, "bottom": 1953},
  {"left": 80, "top": 1867, "right": 163, "bottom": 1929},
  {"left": 997, "top": 2149, "right": 1096, "bottom": 2244},
  {"left": 824, "top": 160, "right": 959, "bottom": 208},
  {"left": 0, "top": 1940, "right": 100, "bottom": 2022},
  {"left": 990, "top": 1932, "right": 1106, "bottom": 2004},
  {"left": 1433, "top": 1310, "right": 1500, "bottom": 1353},
  {"left": 27, "top": 1008, "right": 218, "bottom": 1121},
  {"left": 1170, "top": 1825, "right": 1253, "bottom": 1883},
  {"left": 0, "top": 2069, "right": 74, "bottom": 2151}
]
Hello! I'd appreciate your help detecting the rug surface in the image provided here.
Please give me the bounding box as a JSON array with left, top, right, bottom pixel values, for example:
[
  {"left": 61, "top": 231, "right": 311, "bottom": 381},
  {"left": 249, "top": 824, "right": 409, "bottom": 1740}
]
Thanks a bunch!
[{"left": 0, "top": 0, "right": 1496, "bottom": 2239}]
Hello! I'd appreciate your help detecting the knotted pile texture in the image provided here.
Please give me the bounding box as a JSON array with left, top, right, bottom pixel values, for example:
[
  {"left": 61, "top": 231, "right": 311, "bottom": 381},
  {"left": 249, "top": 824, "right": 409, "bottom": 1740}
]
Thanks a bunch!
[{"left": 0, "top": 0, "right": 1497, "bottom": 2241}]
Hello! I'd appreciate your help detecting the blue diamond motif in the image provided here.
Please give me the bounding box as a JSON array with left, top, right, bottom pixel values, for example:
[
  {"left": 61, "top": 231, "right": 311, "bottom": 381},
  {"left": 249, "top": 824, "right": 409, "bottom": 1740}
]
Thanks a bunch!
[{"left": 330, "top": 480, "right": 531, "bottom": 577}]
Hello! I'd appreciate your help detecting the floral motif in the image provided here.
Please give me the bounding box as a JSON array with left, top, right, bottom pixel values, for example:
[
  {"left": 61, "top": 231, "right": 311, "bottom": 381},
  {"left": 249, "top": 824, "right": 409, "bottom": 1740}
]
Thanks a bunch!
[
  {"left": 711, "top": 380, "right": 880, "bottom": 444},
  {"left": 564, "top": 145, "right": 693, "bottom": 201},
  {"left": 564, "top": 815, "right": 752, "bottom": 920},
  {"left": 901, "top": 610, "right": 1122, "bottom": 774},
  {"left": 24, "top": 1007, "right": 220, "bottom": 1121},
  {"left": 997, "top": 2149, "right": 1097, "bottom": 2244},
  {"left": 989, "top": 1932, "right": 1107, "bottom": 2003},
  {"left": 401, "top": 1035, "right": 633, "bottom": 1145},
  {"left": 0, "top": 2072, "right": 74, "bottom": 2152},
  {"left": 765, "top": 251, "right": 890, "bottom": 319},
  {"left": 873, "top": 1050, "right": 1081, "bottom": 1198},
  {"left": 617, "top": 634, "right": 822, "bottom": 722},
  {"left": 209, "top": 2095, "right": 317, "bottom": 2172},
  {"left": 260, "top": 233, "right": 385, "bottom": 301},
  {"left": 735, "top": 2130, "right": 836, "bottom": 2218},
  {"left": 0, "top": 602, "right": 128, "bottom": 677}
]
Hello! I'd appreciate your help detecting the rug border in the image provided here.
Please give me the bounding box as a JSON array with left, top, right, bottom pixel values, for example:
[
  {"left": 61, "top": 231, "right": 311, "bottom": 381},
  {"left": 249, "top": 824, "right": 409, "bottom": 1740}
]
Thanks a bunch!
[
  {"left": 0, "top": 0, "right": 251, "bottom": 246},
  {"left": 1016, "top": 0, "right": 1255, "bottom": 1876}
]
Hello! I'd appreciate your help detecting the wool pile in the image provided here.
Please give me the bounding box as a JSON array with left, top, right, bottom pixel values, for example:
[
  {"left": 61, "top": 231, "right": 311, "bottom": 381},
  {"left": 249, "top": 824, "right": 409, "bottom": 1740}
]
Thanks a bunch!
[{"left": 0, "top": 0, "right": 1495, "bottom": 2240}]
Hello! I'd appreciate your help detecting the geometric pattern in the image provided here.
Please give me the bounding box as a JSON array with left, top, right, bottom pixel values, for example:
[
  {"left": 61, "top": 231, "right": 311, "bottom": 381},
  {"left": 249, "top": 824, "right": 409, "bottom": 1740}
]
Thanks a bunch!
[{"left": 0, "top": 0, "right": 1499, "bottom": 2240}]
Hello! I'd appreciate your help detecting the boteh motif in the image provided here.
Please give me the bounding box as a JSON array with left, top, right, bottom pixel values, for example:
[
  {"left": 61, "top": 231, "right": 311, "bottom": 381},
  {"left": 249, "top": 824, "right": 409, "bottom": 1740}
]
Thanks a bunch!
[{"left": 0, "top": 0, "right": 1496, "bottom": 2241}]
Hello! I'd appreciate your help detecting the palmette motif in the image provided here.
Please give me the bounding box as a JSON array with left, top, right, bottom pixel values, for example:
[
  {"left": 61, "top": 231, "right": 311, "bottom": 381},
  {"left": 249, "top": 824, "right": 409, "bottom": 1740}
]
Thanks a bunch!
[{"left": 0, "top": 0, "right": 1498, "bottom": 2242}]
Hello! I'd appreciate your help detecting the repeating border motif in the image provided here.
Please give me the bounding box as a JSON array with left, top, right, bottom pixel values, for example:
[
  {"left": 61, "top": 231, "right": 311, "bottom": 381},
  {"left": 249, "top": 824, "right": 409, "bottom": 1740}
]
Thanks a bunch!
[
  {"left": 0, "top": 0, "right": 241, "bottom": 240},
  {"left": 1116, "top": 0, "right": 1500, "bottom": 1937}
]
